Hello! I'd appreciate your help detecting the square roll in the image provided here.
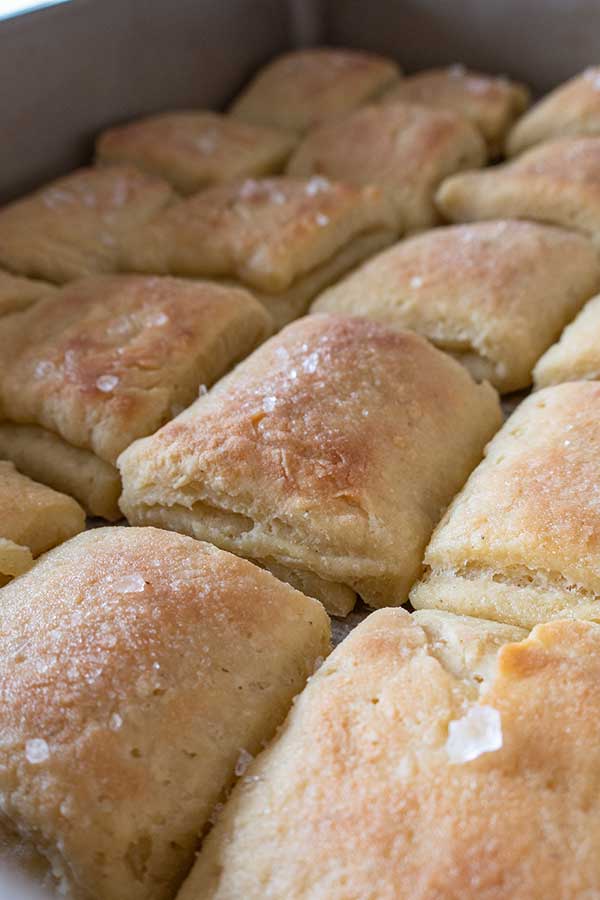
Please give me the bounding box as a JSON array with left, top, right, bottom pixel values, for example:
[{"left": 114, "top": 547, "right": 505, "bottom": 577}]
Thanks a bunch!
[
  {"left": 0, "top": 526, "right": 330, "bottom": 900},
  {"left": 0, "top": 276, "right": 271, "bottom": 520},
  {"left": 229, "top": 47, "right": 400, "bottom": 135},
  {"left": 0, "top": 165, "right": 174, "bottom": 284},
  {"left": 312, "top": 220, "right": 600, "bottom": 392},
  {"left": 0, "top": 460, "right": 84, "bottom": 586},
  {"left": 534, "top": 293, "right": 600, "bottom": 387},
  {"left": 96, "top": 111, "right": 297, "bottom": 194},
  {"left": 436, "top": 137, "right": 600, "bottom": 245},
  {"left": 286, "top": 103, "right": 486, "bottom": 231},
  {"left": 412, "top": 382, "right": 600, "bottom": 628},
  {"left": 380, "top": 65, "right": 530, "bottom": 155},
  {"left": 120, "top": 176, "right": 398, "bottom": 329},
  {"left": 178, "top": 610, "right": 600, "bottom": 900},
  {"left": 0, "top": 270, "right": 56, "bottom": 317},
  {"left": 507, "top": 67, "right": 600, "bottom": 157},
  {"left": 118, "top": 314, "right": 502, "bottom": 617}
]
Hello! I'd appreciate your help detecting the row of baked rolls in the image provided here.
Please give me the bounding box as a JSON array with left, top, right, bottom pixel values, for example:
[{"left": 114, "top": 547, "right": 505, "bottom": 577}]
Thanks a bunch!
[
  {"left": 179, "top": 608, "right": 600, "bottom": 899},
  {"left": 0, "top": 168, "right": 399, "bottom": 328},
  {"left": 0, "top": 526, "right": 330, "bottom": 900}
]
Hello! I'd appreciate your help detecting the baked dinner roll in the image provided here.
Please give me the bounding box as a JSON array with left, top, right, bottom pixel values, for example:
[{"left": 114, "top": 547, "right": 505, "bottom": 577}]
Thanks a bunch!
[
  {"left": 312, "top": 220, "right": 600, "bottom": 392},
  {"left": 286, "top": 102, "right": 486, "bottom": 231},
  {"left": 96, "top": 111, "right": 296, "bottom": 194},
  {"left": 229, "top": 47, "right": 400, "bottom": 135},
  {"left": 0, "top": 526, "right": 330, "bottom": 900},
  {"left": 534, "top": 293, "right": 600, "bottom": 387},
  {"left": 436, "top": 136, "right": 600, "bottom": 245},
  {"left": 120, "top": 176, "right": 398, "bottom": 328},
  {"left": 381, "top": 64, "right": 530, "bottom": 155},
  {"left": 0, "top": 166, "right": 174, "bottom": 284},
  {"left": 179, "top": 610, "right": 600, "bottom": 900},
  {"left": 0, "top": 269, "right": 56, "bottom": 317},
  {"left": 118, "top": 314, "right": 502, "bottom": 616},
  {"left": 507, "top": 66, "right": 600, "bottom": 157},
  {"left": 0, "top": 460, "right": 84, "bottom": 585},
  {"left": 0, "top": 275, "right": 271, "bottom": 519},
  {"left": 412, "top": 381, "right": 600, "bottom": 628}
]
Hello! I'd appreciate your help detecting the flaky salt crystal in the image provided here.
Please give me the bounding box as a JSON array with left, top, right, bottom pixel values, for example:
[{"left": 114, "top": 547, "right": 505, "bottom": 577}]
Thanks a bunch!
[
  {"left": 198, "top": 384, "right": 208, "bottom": 396},
  {"left": 315, "top": 212, "right": 330, "bottom": 227},
  {"left": 263, "top": 395, "right": 277, "bottom": 412},
  {"left": 410, "top": 276, "right": 423, "bottom": 289},
  {"left": 305, "top": 175, "right": 331, "bottom": 196},
  {"left": 235, "top": 748, "right": 254, "bottom": 776},
  {"left": 147, "top": 311, "right": 169, "bottom": 327},
  {"left": 109, "top": 713, "right": 123, "bottom": 731},
  {"left": 96, "top": 374, "right": 119, "bottom": 393},
  {"left": 239, "top": 179, "right": 260, "bottom": 199},
  {"left": 25, "top": 739, "right": 50, "bottom": 765},
  {"left": 303, "top": 352, "right": 319, "bottom": 374},
  {"left": 446, "top": 705, "right": 502, "bottom": 764},
  {"left": 35, "top": 360, "right": 55, "bottom": 378},
  {"left": 112, "top": 573, "right": 146, "bottom": 593}
]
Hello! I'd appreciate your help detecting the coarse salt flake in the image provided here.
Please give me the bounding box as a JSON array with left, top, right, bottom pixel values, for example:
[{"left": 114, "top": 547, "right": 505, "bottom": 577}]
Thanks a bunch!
[
  {"left": 263, "top": 395, "right": 277, "bottom": 412},
  {"left": 410, "top": 276, "right": 423, "bottom": 289},
  {"left": 446, "top": 705, "right": 502, "bottom": 764},
  {"left": 305, "top": 175, "right": 331, "bottom": 196},
  {"left": 303, "top": 352, "right": 319, "bottom": 374},
  {"left": 109, "top": 713, "right": 123, "bottom": 732},
  {"left": 96, "top": 374, "right": 119, "bottom": 393},
  {"left": 235, "top": 748, "right": 254, "bottom": 777},
  {"left": 147, "top": 311, "right": 169, "bottom": 327},
  {"left": 315, "top": 212, "right": 330, "bottom": 227},
  {"left": 112, "top": 573, "right": 146, "bottom": 594},
  {"left": 25, "top": 739, "right": 50, "bottom": 765}
]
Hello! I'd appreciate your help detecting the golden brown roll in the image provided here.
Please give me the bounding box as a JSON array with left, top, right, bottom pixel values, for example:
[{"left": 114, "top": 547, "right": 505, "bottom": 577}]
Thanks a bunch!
[
  {"left": 412, "top": 381, "right": 600, "bottom": 628},
  {"left": 381, "top": 64, "right": 530, "bottom": 155},
  {"left": 312, "top": 220, "right": 600, "bottom": 392},
  {"left": 0, "top": 269, "right": 56, "bottom": 317},
  {"left": 96, "top": 111, "right": 296, "bottom": 194},
  {"left": 229, "top": 47, "right": 400, "bottom": 134},
  {"left": 534, "top": 293, "right": 600, "bottom": 387},
  {"left": 0, "top": 526, "right": 330, "bottom": 900},
  {"left": 436, "top": 137, "right": 600, "bottom": 245},
  {"left": 0, "top": 166, "right": 174, "bottom": 284},
  {"left": 0, "top": 275, "right": 271, "bottom": 519},
  {"left": 118, "top": 314, "right": 502, "bottom": 616},
  {"left": 507, "top": 66, "right": 600, "bottom": 156},
  {"left": 178, "top": 609, "right": 600, "bottom": 900},
  {"left": 120, "top": 176, "right": 398, "bottom": 328},
  {"left": 0, "top": 460, "right": 84, "bottom": 585},
  {"left": 286, "top": 102, "right": 486, "bottom": 231}
]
